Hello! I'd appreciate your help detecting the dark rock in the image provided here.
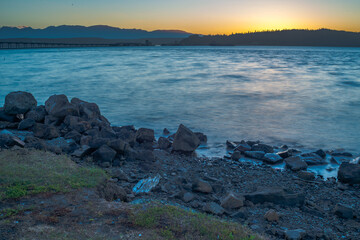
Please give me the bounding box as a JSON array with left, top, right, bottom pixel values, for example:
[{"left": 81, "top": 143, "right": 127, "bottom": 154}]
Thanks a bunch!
[
  {"left": 18, "top": 118, "right": 35, "bottom": 130},
  {"left": 71, "top": 98, "right": 101, "bottom": 120},
  {"left": 89, "top": 138, "right": 109, "bottom": 149},
  {"left": 0, "top": 130, "right": 25, "bottom": 148},
  {"left": 300, "top": 153, "right": 326, "bottom": 165},
  {"left": 71, "top": 145, "right": 92, "bottom": 158},
  {"left": 131, "top": 149, "right": 155, "bottom": 162},
  {"left": 100, "top": 127, "right": 116, "bottom": 139},
  {"left": 4, "top": 91, "right": 37, "bottom": 115},
  {"left": 334, "top": 204, "right": 354, "bottom": 219},
  {"left": 163, "top": 128, "right": 170, "bottom": 135},
  {"left": 246, "top": 140, "right": 260, "bottom": 147},
  {"left": 45, "top": 94, "right": 79, "bottom": 118},
  {"left": 220, "top": 193, "right": 244, "bottom": 209},
  {"left": 183, "top": 192, "right": 195, "bottom": 203},
  {"left": 338, "top": 162, "right": 360, "bottom": 184},
  {"left": 244, "top": 151, "right": 265, "bottom": 160},
  {"left": 203, "top": 202, "right": 225, "bottom": 215},
  {"left": 226, "top": 140, "right": 238, "bottom": 149},
  {"left": 285, "top": 156, "right": 308, "bottom": 171},
  {"left": 135, "top": 128, "right": 155, "bottom": 143},
  {"left": 0, "top": 108, "right": 17, "bottom": 122},
  {"left": 280, "top": 144, "right": 288, "bottom": 149},
  {"left": 230, "top": 209, "right": 248, "bottom": 219},
  {"left": 107, "top": 139, "right": 130, "bottom": 154},
  {"left": 25, "top": 105, "right": 46, "bottom": 123},
  {"left": 262, "top": 153, "right": 282, "bottom": 164},
  {"left": 285, "top": 229, "right": 306, "bottom": 240},
  {"left": 264, "top": 209, "right": 279, "bottom": 222},
  {"left": 32, "top": 123, "right": 59, "bottom": 140},
  {"left": 45, "top": 137, "right": 77, "bottom": 154},
  {"left": 297, "top": 171, "right": 315, "bottom": 181},
  {"left": 194, "top": 132, "right": 207, "bottom": 144},
  {"left": 234, "top": 143, "right": 251, "bottom": 152},
  {"left": 251, "top": 143, "right": 274, "bottom": 153},
  {"left": 44, "top": 115, "right": 62, "bottom": 126},
  {"left": 98, "top": 181, "right": 127, "bottom": 202},
  {"left": 80, "top": 135, "right": 92, "bottom": 146},
  {"left": 231, "top": 151, "right": 241, "bottom": 160},
  {"left": 172, "top": 124, "right": 200, "bottom": 153},
  {"left": 93, "top": 145, "right": 117, "bottom": 166},
  {"left": 24, "top": 136, "right": 46, "bottom": 150},
  {"left": 0, "top": 121, "right": 18, "bottom": 129},
  {"left": 85, "top": 128, "right": 100, "bottom": 138},
  {"left": 110, "top": 168, "right": 129, "bottom": 181},
  {"left": 244, "top": 188, "right": 305, "bottom": 206},
  {"left": 314, "top": 149, "right": 326, "bottom": 159},
  {"left": 278, "top": 150, "right": 292, "bottom": 159},
  {"left": 331, "top": 151, "right": 353, "bottom": 157},
  {"left": 192, "top": 179, "right": 213, "bottom": 193},
  {"left": 158, "top": 137, "right": 171, "bottom": 150},
  {"left": 64, "top": 130, "right": 82, "bottom": 143}
]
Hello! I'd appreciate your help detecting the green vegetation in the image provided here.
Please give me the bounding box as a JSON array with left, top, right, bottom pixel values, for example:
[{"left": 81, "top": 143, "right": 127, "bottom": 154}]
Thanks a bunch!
[
  {"left": 130, "top": 203, "right": 261, "bottom": 240},
  {"left": 0, "top": 149, "right": 107, "bottom": 200}
]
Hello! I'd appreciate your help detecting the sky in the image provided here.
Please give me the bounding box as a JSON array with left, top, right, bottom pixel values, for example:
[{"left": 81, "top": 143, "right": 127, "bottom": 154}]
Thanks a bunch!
[{"left": 1, "top": 0, "right": 360, "bottom": 34}]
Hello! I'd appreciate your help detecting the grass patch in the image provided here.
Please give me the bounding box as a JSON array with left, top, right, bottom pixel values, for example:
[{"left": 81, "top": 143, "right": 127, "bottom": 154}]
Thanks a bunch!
[
  {"left": 0, "top": 149, "right": 107, "bottom": 200},
  {"left": 131, "top": 203, "right": 262, "bottom": 240}
]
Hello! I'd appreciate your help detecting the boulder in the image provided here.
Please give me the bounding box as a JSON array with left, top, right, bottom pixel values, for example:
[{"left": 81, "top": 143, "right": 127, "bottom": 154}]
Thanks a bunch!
[
  {"left": 194, "top": 132, "right": 207, "bottom": 144},
  {"left": 4, "top": 91, "right": 37, "bottom": 115},
  {"left": 89, "top": 137, "right": 109, "bottom": 149},
  {"left": 278, "top": 150, "right": 292, "bottom": 159},
  {"left": 244, "top": 151, "right": 265, "bottom": 160},
  {"left": 110, "top": 168, "right": 129, "bottom": 182},
  {"left": 158, "top": 137, "right": 171, "bottom": 149},
  {"left": 262, "top": 153, "right": 283, "bottom": 164},
  {"left": 93, "top": 144, "right": 117, "bottom": 167},
  {"left": 107, "top": 139, "right": 130, "bottom": 154},
  {"left": 220, "top": 193, "right": 244, "bottom": 209},
  {"left": 226, "top": 140, "right": 238, "bottom": 150},
  {"left": 231, "top": 151, "right": 241, "bottom": 160},
  {"left": 297, "top": 171, "right": 315, "bottom": 181},
  {"left": 183, "top": 192, "right": 195, "bottom": 203},
  {"left": 25, "top": 105, "right": 46, "bottom": 123},
  {"left": 71, "top": 98, "right": 101, "bottom": 120},
  {"left": 163, "top": 128, "right": 170, "bottom": 135},
  {"left": 300, "top": 153, "right": 326, "bottom": 165},
  {"left": 98, "top": 181, "right": 127, "bottom": 202},
  {"left": 337, "top": 162, "right": 360, "bottom": 184},
  {"left": 71, "top": 145, "right": 92, "bottom": 158},
  {"left": 0, "top": 121, "right": 18, "bottom": 129},
  {"left": 203, "top": 202, "right": 225, "bottom": 215},
  {"left": 234, "top": 142, "right": 251, "bottom": 152},
  {"left": 24, "top": 136, "right": 46, "bottom": 150},
  {"left": 285, "top": 156, "right": 308, "bottom": 171},
  {"left": 18, "top": 118, "right": 35, "bottom": 130},
  {"left": 100, "top": 127, "right": 116, "bottom": 139},
  {"left": 192, "top": 179, "right": 213, "bottom": 193},
  {"left": 172, "top": 124, "right": 200, "bottom": 153},
  {"left": 45, "top": 137, "right": 77, "bottom": 154},
  {"left": 32, "top": 123, "right": 59, "bottom": 140},
  {"left": 264, "top": 209, "right": 279, "bottom": 222},
  {"left": 0, "top": 108, "right": 17, "bottom": 122},
  {"left": 135, "top": 128, "right": 155, "bottom": 143},
  {"left": 0, "top": 130, "right": 25, "bottom": 148},
  {"left": 331, "top": 151, "right": 353, "bottom": 157},
  {"left": 44, "top": 115, "right": 62, "bottom": 126},
  {"left": 64, "top": 130, "right": 82, "bottom": 143},
  {"left": 251, "top": 143, "right": 274, "bottom": 153},
  {"left": 45, "top": 94, "right": 79, "bottom": 118},
  {"left": 334, "top": 204, "right": 354, "bottom": 219},
  {"left": 314, "top": 149, "right": 326, "bottom": 159},
  {"left": 244, "top": 188, "right": 305, "bottom": 206}
]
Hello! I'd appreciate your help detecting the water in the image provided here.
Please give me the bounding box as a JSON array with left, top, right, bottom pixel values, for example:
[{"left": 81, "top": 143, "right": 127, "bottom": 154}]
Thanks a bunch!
[{"left": 1, "top": 46, "right": 360, "bottom": 156}]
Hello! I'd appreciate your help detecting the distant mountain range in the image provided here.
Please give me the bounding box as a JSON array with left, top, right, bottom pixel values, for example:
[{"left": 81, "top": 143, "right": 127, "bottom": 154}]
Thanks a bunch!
[
  {"left": 0, "top": 25, "right": 192, "bottom": 39},
  {"left": 180, "top": 29, "right": 360, "bottom": 47}
]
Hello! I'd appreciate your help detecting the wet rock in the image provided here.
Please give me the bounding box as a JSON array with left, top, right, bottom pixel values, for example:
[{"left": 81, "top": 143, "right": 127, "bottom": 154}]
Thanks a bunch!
[
  {"left": 158, "top": 137, "right": 171, "bottom": 149},
  {"left": 32, "top": 123, "right": 59, "bottom": 140},
  {"left": 280, "top": 144, "right": 288, "bottom": 149},
  {"left": 172, "top": 124, "right": 200, "bottom": 153},
  {"left": 244, "top": 151, "right": 265, "bottom": 160},
  {"left": 278, "top": 150, "right": 292, "bottom": 159},
  {"left": 98, "top": 181, "right": 128, "bottom": 202},
  {"left": 45, "top": 94, "right": 79, "bottom": 118},
  {"left": 25, "top": 105, "right": 46, "bottom": 123},
  {"left": 331, "top": 151, "right": 353, "bottom": 157},
  {"left": 4, "top": 91, "right": 37, "bottom": 115},
  {"left": 226, "top": 140, "right": 238, "bottom": 150},
  {"left": 71, "top": 98, "right": 101, "bottom": 120},
  {"left": 297, "top": 171, "right": 315, "bottom": 181},
  {"left": 334, "top": 204, "right": 354, "bottom": 219},
  {"left": 262, "top": 153, "right": 282, "bottom": 164},
  {"left": 71, "top": 145, "right": 92, "bottom": 158},
  {"left": 246, "top": 140, "right": 260, "bottom": 146},
  {"left": 0, "top": 130, "right": 25, "bottom": 148},
  {"left": 194, "top": 132, "right": 207, "bottom": 144},
  {"left": 234, "top": 142, "right": 251, "bottom": 153},
  {"left": 0, "top": 108, "right": 17, "bottom": 122},
  {"left": 338, "top": 162, "right": 360, "bottom": 184},
  {"left": 231, "top": 151, "right": 241, "bottom": 160},
  {"left": 183, "top": 192, "right": 195, "bottom": 203},
  {"left": 18, "top": 118, "right": 35, "bottom": 130},
  {"left": 285, "top": 156, "right": 308, "bottom": 171},
  {"left": 220, "top": 193, "right": 244, "bottom": 209},
  {"left": 93, "top": 145, "right": 117, "bottom": 167},
  {"left": 107, "top": 139, "right": 129, "bottom": 154},
  {"left": 0, "top": 121, "right": 18, "bottom": 129},
  {"left": 300, "top": 153, "right": 326, "bottom": 165},
  {"left": 251, "top": 143, "right": 274, "bottom": 153},
  {"left": 192, "top": 179, "right": 213, "bottom": 193},
  {"left": 264, "top": 209, "right": 279, "bottom": 222},
  {"left": 285, "top": 229, "right": 306, "bottom": 240},
  {"left": 244, "top": 187, "right": 305, "bottom": 207},
  {"left": 132, "top": 174, "right": 161, "bottom": 194},
  {"left": 314, "top": 149, "right": 326, "bottom": 159},
  {"left": 135, "top": 128, "right": 155, "bottom": 143},
  {"left": 163, "top": 128, "right": 170, "bottom": 135},
  {"left": 203, "top": 202, "right": 225, "bottom": 215}
]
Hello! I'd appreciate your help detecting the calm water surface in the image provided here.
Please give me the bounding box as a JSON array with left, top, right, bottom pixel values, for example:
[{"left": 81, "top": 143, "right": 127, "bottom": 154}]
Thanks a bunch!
[{"left": 1, "top": 46, "right": 360, "bottom": 155}]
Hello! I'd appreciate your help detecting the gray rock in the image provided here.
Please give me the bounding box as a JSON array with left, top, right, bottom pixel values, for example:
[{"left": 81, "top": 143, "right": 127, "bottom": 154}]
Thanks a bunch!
[
  {"left": 244, "top": 187, "right": 305, "bottom": 206},
  {"left": 158, "top": 137, "right": 171, "bottom": 149},
  {"left": 231, "top": 151, "right": 241, "bottom": 160},
  {"left": 163, "top": 128, "right": 170, "bottom": 135},
  {"left": 25, "top": 105, "right": 46, "bottom": 123},
  {"left": 264, "top": 209, "right": 279, "bottom": 222},
  {"left": 251, "top": 143, "right": 274, "bottom": 153},
  {"left": 45, "top": 137, "right": 77, "bottom": 154},
  {"left": 297, "top": 171, "right": 315, "bottom": 181},
  {"left": 220, "top": 193, "right": 244, "bottom": 209},
  {"left": 262, "top": 153, "right": 283, "bottom": 164},
  {"left": 285, "top": 156, "right": 308, "bottom": 171},
  {"left": 334, "top": 204, "right": 354, "bottom": 219},
  {"left": 194, "top": 132, "right": 207, "bottom": 144},
  {"left": 285, "top": 229, "right": 306, "bottom": 240},
  {"left": 71, "top": 145, "right": 92, "bottom": 158},
  {"left": 45, "top": 94, "right": 79, "bottom": 118},
  {"left": 93, "top": 144, "right": 117, "bottom": 166},
  {"left": 4, "top": 91, "right": 37, "bottom": 115},
  {"left": 0, "top": 121, "right": 18, "bottom": 129},
  {"left": 108, "top": 139, "right": 129, "bottom": 154},
  {"left": 192, "top": 179, "right": 213, "bottom": 193},
  {"left": 300, "top": 153, "right": 326, "bottom": 165},
  {"left": 172, "top": 124, "right": 200, "bottom": 153},
  {"left": 234, "top": 142, "right": 251, "bottom": 152},
  {"left": 226, "top": 140, "right": 238, "bottom": 149},
  {"left": 18, "top": 118, "right": 35, "bottom": 130},
  {"left": 98, "top": 181, "right": 127, "bottom": 202},
  {"left": 338, "top": 162, "right": 360, "bottom": 184},
  {"left": 183, "top": 192, "right": 195, "bottom": 203},
  {"left": 135, "top": 128, "right": 155, "bottom": 143},
  {"left": 64, "top": 130, "right": 82, "bottom": 143},
  {"left": 278, "top": 149, "right": 292, "bottom": 159},
  {"left": 331, "top": 151, "right": 353, "bottom": 157},
  {"left": 110, "top": 168, "right": 130, "bottom": 182},
  {"left": 244, "top": 151, "right": 265, "bottom": 160},
  {"left": 203, "top": 202, "right": 225, "bottom": 215},
  {"left": 71, "top": 98, "right": 101, "bottom": 120},
  {"left": 314, "top": 149, "right": 326, "bottom": 159},
  {"left": 0, "top": 108, "right": 17, "bottom": 122},
  {"left": 32, "top": 123, "right": 59, "bottom": 140}
]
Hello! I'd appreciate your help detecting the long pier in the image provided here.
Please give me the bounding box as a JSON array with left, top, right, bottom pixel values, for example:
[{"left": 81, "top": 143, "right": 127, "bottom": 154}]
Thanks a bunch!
[{"left": 0, "top": 41, "right": 149, "bottom": 49}]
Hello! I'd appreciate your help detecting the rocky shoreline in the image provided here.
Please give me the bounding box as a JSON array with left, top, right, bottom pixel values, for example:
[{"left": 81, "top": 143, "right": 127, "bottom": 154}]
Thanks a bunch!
[{"left": 1, "top": 91, "right": 360, "bottom": 240}]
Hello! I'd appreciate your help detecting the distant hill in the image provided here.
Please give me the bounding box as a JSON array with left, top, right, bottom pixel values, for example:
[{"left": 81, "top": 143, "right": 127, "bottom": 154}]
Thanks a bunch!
[
  {"left": 180, "top": 29, "right": 360, "bottom": 47},
  {"left": 0, "top": 25, "right": 192, "bottom": 39}
]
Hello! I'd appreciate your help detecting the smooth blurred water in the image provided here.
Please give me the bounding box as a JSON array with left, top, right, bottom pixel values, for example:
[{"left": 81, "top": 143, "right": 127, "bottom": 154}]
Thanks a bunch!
[{"left": 1, "top": 46, "right": 360, "bottom": 155}]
